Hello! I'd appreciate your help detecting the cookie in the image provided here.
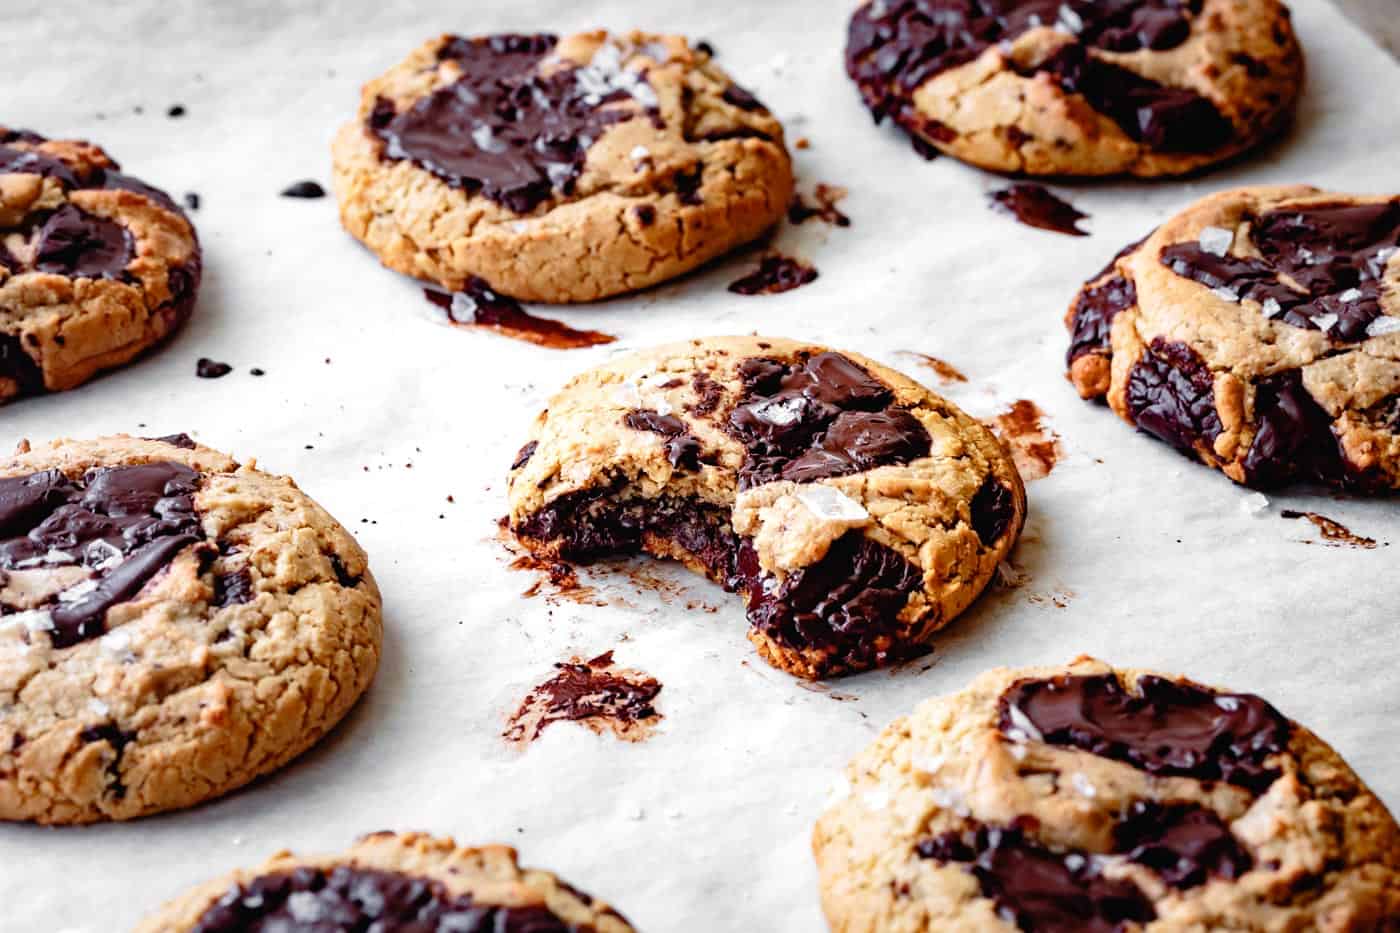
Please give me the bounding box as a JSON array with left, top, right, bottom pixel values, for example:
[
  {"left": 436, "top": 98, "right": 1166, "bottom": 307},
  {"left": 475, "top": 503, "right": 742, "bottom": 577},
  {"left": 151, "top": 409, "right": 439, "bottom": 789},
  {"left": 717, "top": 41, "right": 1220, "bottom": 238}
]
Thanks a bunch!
[
  {"left": 0, "top": 435, "right": 381, "bottom": 824},
  {"left": 813, "top": 656, "right": 1400, "bottom": 931},
  {"left": 845, "top": 0, "right": 1303, "bottom": 177},
  {"left": 506, "top": 336, "right": 1027, "bottom": 680},
  {"left": 333, "top": 32, "right": 793, "bottom": 303},
  {"left": 136, "top": 831, "right": 634, "bottom": 932},
  {"left": 0, "top": 128, "right": 200, "bottom": 404},
  {"left": 1066, "top": 185, "right": 1400, "bottom": 491}
]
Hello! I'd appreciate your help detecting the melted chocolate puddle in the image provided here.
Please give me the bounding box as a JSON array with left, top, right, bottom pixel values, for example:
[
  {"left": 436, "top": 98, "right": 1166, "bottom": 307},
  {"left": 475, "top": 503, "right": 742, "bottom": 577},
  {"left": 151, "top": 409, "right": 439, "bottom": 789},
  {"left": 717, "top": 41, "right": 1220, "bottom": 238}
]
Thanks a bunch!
[
  {"left": 989, "top": 399, "right": 1063, "bottom": 480},
  {"left": 727, "top": 254, "right": 818, "bottom": 295},
  {"left": 990, "top": 184, "right": 1089, "bottom": 236},
  {"left": 1281, "top": 510, "right": 1379, "bottom": 549},
  {"left": 425, "top": 279, "right": 615, "bottom": 349},
  {"left": 902, "top": 352, "right": 967, "bottom": 383},
  {"left": 788, "top": 184, "right": 851, "bottom": 227},
  {"left": 504, "top": 650, "right": 662, "bottom": 745}
]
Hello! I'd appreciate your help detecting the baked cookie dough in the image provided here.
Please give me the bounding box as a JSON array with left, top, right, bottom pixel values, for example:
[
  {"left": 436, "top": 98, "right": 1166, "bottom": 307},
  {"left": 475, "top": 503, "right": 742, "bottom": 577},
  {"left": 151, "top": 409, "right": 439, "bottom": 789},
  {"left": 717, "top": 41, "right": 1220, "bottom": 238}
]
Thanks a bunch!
[
  {"left": 0, "top": 435, "right": 381, "bottom": 824},
  {"left": 845, "top": 0, "right": 1303, "bottom": 176},
  {"left": 1066, "top": 185, "right": 1400, "bottom": 491},
  {"left": 506, "top": 337, "right": 1026, "bottom": 680},
  {"left": 0, "top": 127, "right": 200, "bottom": 403},
  {"left": 813, "top": 656, "right": 1400, "bottom": 931},
  {"left": 333, "top": 32, "right": 793, "bottom": 303},
  {"left": 136, "top": 832, "right": 634, "bottom": 932}
]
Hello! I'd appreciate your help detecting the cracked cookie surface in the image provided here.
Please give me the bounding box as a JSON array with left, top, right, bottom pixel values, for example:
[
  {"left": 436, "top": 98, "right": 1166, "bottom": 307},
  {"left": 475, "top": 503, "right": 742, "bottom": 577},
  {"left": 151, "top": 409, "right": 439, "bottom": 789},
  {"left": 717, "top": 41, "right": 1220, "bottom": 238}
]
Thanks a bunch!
[
  {"left": 0, "top": 128, "right": 200, "bottom": 403},
  {"left": 813, "top": 656, "right": 1400, "bottom": 932},
  {"left": 845, "top": 0, "right": 1303, "bottom": 177},
  {"left": 506, "top": 336, "right": 1026, "bottom": 680},
  {"left": 332, "top": 31, "right": 793, "bottom": 303},
  {"left": 136, "top": 831, "right": 635, "bottom": 932},
  {"left": 1066, "top": 185, "right": 1400, "bottom": 491},
  {"left": 0, "top": 435, "right": 381, "bottom": 824}
]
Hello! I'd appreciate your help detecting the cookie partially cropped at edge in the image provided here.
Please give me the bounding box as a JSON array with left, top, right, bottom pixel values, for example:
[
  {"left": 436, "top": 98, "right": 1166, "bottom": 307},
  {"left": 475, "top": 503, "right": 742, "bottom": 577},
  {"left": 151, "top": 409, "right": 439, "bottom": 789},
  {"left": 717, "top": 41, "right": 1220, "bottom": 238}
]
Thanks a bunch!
[
  {"left": 1066, "top": 185, "right": 1400, "bottom": 492},
  {"left": 506, "top": 336, "right": 1026, "bottom": 680},
  {"left": 813, "top": 656, "right": 1400, "bottom": 932},
  {"left": 333, "top": 32, "right": 793, "bottom": 303},
  {"left": 0, "top": 435, "right": 381, "bottom": 824},
  {"left": 845, "top": 0, "right": 1303, "bottom": 177},
  {"left": 0, "top": 128, "right": 200, "bottom": 403},
  {"left": 135, "top": 832, "right": 635, "bottom": 932}
]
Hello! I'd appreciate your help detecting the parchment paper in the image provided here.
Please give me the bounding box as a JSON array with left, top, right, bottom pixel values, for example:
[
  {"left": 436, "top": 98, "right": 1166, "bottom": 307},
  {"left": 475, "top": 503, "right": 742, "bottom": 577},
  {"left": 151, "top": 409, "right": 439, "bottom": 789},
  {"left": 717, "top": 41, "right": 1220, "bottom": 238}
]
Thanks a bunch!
[{"left": 4, "top": 1, "right": 1398, "bottom": 929}]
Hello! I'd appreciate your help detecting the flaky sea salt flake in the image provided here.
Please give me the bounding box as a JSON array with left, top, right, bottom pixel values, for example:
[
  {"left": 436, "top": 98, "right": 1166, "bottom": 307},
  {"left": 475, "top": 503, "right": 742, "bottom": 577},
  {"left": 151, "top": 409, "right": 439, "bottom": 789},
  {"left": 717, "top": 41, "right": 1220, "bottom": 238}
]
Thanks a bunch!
[
  {"left": 1197, "top": 225, "right": 1233, "bottom": 256},
  {"left": 795, "top": 485, "right": 869, "bottom": 523}
]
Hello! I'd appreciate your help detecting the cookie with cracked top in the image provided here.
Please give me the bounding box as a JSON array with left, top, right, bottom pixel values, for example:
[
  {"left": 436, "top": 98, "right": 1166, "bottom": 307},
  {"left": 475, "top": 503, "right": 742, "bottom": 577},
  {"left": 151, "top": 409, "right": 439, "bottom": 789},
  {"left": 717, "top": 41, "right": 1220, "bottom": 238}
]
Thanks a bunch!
[
  {"left": 813, "top": 656, "right": 1400, "bottom": 932},
  {"left": 1066, "top": 185, "right": 1400, "bottom": 491},
  {"left": 845, "top": 0, "right": 1303, "bottom": 177},
  {"left": 332, "top": 31, "right": 793, "bottom": 303},
  {"left": 0, "top": 435, "right": 380, "bottom": 824},
  {"left": 506, "top": 336, "right": 1026, "bottom": 680},
  {"left": 0, "top": 128, "right": 200, "bottom": 403},
  {"left": 135, "top": 831, "right": 634, "bottom": 932}
]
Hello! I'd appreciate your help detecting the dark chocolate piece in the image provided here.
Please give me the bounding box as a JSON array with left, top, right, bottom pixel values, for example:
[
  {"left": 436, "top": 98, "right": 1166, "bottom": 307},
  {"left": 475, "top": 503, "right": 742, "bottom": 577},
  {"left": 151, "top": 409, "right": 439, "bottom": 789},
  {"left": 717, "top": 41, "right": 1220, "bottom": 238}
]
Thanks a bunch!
[
  {"left": 191, "top": 865, "right": 586, "bottom": 933},
  {"left": 79, "top": 722, "right": 136, "bottom": 799},
  {"left": 373, "top": 33, "right": 654, "bottom": 214},
  {"left": 183, "top": 192, "right": 201, "bottom": 210},
  {"left": 1241, "top": 369, "right": 1346, "bottom": 488},
  {"left": 167, "top": 105, "right": 186, "bottom": 118},
  {"left": 846, "top": 0, "right": 1230, "bottom": 157},
  {"left": 1125, "top": 338, "right": 1221, "bottom": 454},
  {"left": 279, "top": 180, "right": 325, "bottom": 198},
  {"left": 623, "top": 409, "right": 702, "bottom": 471},
  {"left": 1115, "top": 801, "right": 1252, "bottom": 889},
  {"left": 917, "top": 825, "right": 1156, "bottom": 933},
  {"left": 721, "top": 83, "right": 766, "bottom": 112},
  {"left": 213, "top": 569, "right": 254, "bottom": 607},
  {"left": 0, "top": 333, "right": 44, "bottom": 397},
  {"left": 0, "top": 144, "right": 80, "bottom": 186},
  {"left": 0, "top": 462, "right": 205, "bottom": 648},
  {"left": 1160, "top": 200, "right": 1400, "bottom": 342},
  {"left": 33, "top": 204, "right": 134, "bottom": 280},
  {"left": 424, "top": 279, "right": 615, "bottom": 349},
  {"left": 1066, "top": 274, "right": 1136, "bottom": 365},
  {"left": 1000, "top": 673, "right": 1290, "bottom": 792},
  {"left": 726, "top": 352, "right": 930, "bottom": 489},
  {"left": 990, "top": 183, "right": 1089, "bottom": 236},
  {"left": 196, "top": 358, "right": 233, "bottom": 379},
  {"left": 969, "top": 475, "right": 1016, "bottom": 546},
  {"left": 511, "top": 440, "right": 539, "bottom": 470},
  {"left": 504, "top": 650, "right": 662, "bottom": 745},
  {"left": 727, "top": 255, "right": 818, "bottom": 295}
]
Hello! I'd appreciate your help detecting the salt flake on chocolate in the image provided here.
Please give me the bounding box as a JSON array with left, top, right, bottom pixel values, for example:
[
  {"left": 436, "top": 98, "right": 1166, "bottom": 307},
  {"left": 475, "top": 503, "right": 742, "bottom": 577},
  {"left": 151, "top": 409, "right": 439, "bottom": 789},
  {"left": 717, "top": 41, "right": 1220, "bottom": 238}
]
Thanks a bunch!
[
  {"left": 1197, "top": 226, "right": 1233, "bottom": 257},
  {"left": 1312, "top": 312, "right": 1339, "bottom": 333},
  {"left": 1366, "top": 316, "right": 1400, "bottom": 337},
  {"left": 1004, "top": 702, "right": 1044, "bottom": 742}
]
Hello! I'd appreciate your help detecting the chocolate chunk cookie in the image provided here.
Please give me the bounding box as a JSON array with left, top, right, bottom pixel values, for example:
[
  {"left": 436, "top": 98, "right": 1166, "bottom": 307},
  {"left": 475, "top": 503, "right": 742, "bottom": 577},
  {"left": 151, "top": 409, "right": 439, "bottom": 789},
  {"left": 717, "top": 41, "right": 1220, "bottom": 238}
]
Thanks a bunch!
[
  {"left": 845, "top": 0, "right": 1303, "bottom": 176},
  {"left": 506, "top": 337, "right": 1026, "bottom": 680},
  {"left": 0, "top": 128, "right": 200, "bottom": 404},
  {"left": 333, "top": 32, "right": 793, "bottom": 303},
  {"left": 1067, "top": 186, "right": 1400, "bottom": 491},
  {"left": 814, "top": 657, "right": 1400, "bottom": 931},
  {"left": 136, "top": 832, "right": 634, "bottom": 932},
  {"left": 0, "top": 435, "right": 380, "bottom": 824}
]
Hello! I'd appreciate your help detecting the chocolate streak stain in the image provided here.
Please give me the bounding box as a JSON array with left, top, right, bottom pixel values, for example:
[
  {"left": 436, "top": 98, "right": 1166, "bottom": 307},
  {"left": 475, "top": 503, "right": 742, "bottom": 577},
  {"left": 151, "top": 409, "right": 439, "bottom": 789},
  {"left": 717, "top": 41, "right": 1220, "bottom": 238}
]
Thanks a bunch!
[
  {"left": 504, "top": 651, "right": 662, "bottom": 746},
  {"left": 989, "top": 399, "right": 1063, "bottom": 481},
  {"left": 1280, "top": 510, "right": 1379, "bottom": 549}
]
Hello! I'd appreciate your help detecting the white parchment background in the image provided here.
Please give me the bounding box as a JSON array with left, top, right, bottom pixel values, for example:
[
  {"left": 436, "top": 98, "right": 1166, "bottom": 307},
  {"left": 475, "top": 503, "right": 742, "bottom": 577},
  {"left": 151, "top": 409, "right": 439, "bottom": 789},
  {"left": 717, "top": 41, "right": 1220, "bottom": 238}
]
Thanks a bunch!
[{"left": 3, "top": 1, "right": 1398, "bottom": 929}]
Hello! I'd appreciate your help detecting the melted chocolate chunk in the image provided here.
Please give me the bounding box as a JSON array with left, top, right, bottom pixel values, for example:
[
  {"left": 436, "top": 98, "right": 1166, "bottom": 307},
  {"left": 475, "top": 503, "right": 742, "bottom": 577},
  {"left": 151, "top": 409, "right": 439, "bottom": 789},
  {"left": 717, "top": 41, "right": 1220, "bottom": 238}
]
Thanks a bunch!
[
  {"left": 727, "top": 255, "right": 818, "bottom": 295},
  {"left": 79, "top": 722, "right": 136, "bottom": 799},
  {"left": 721, "top": 83, "right": 766, "bottom": 111},
  {"left": 1241, "top": 369, "right": 1346, "bottom": 489},
  {"left": 0, "top": 333, "right": 44, "bottom": 395},
  {"left": 0, "top": 144, "right": 79, "bottom": 186},
  {"left": 0, "top": 462, "right": 204, "bottom": 648},
  {"left": 623, "top": 409, "right": 702, "bottom": 471},
  {"left": 197, "top": 358, "right": 232, "bottom": 379},
  {"left": 1125, "top": 338, "right": 1221, "bottom": 454},
  {"left": 279, "top": 180, "right": 325, "bottom": 198},
  {"left": 727, "top": 352, "right": 931, "bottom": 489},
  {"left": 374, "top": 33, "right": 653, "bottom": 214},
  {"left": 504, "top": 650, "right": 662, "bottom": 745},
  {"left": 192, "top": 865, "right": 584, "bottom": 933},
  {"left": 1066, "top": 274, "right": 1136, "bottom": 365},
  {"left": 847, "top": 0, "right": 1228, "bottom": 156},
  {"left": 991, "top": 184, "right": 1088, "bottom": 236},
  {"left": 146, "top": 433, "right": 197, "bottom": 450},
  {"left": 738, "top": 531, "right": 926, "bottom": 670},
  {"left": 917, "top": 825, "right": 1156, "bottom": 933},
  {"left": 32, "top": 204, "right": 134, "bottom": 280},
  {"left": 1000, "top": 673, "right": 1291, "bottom": 792},
  {"left": 511, "top": 440, "right": 539, "bottom": 470},
  {"left": 213, "top": 569, "right": 253, "bottom": 607},
  {"left": 1160, "top": 200, "right": 1400, "bottom": 342},
  {"left": 1115, "top": 801, "right": 1252, "bottom": 889},
  {"left": 969, "top": 475, "right": 1016, "bottom": 546},
  {"left": 425, "top": 280, "right": 615, "bottom": 349}
]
